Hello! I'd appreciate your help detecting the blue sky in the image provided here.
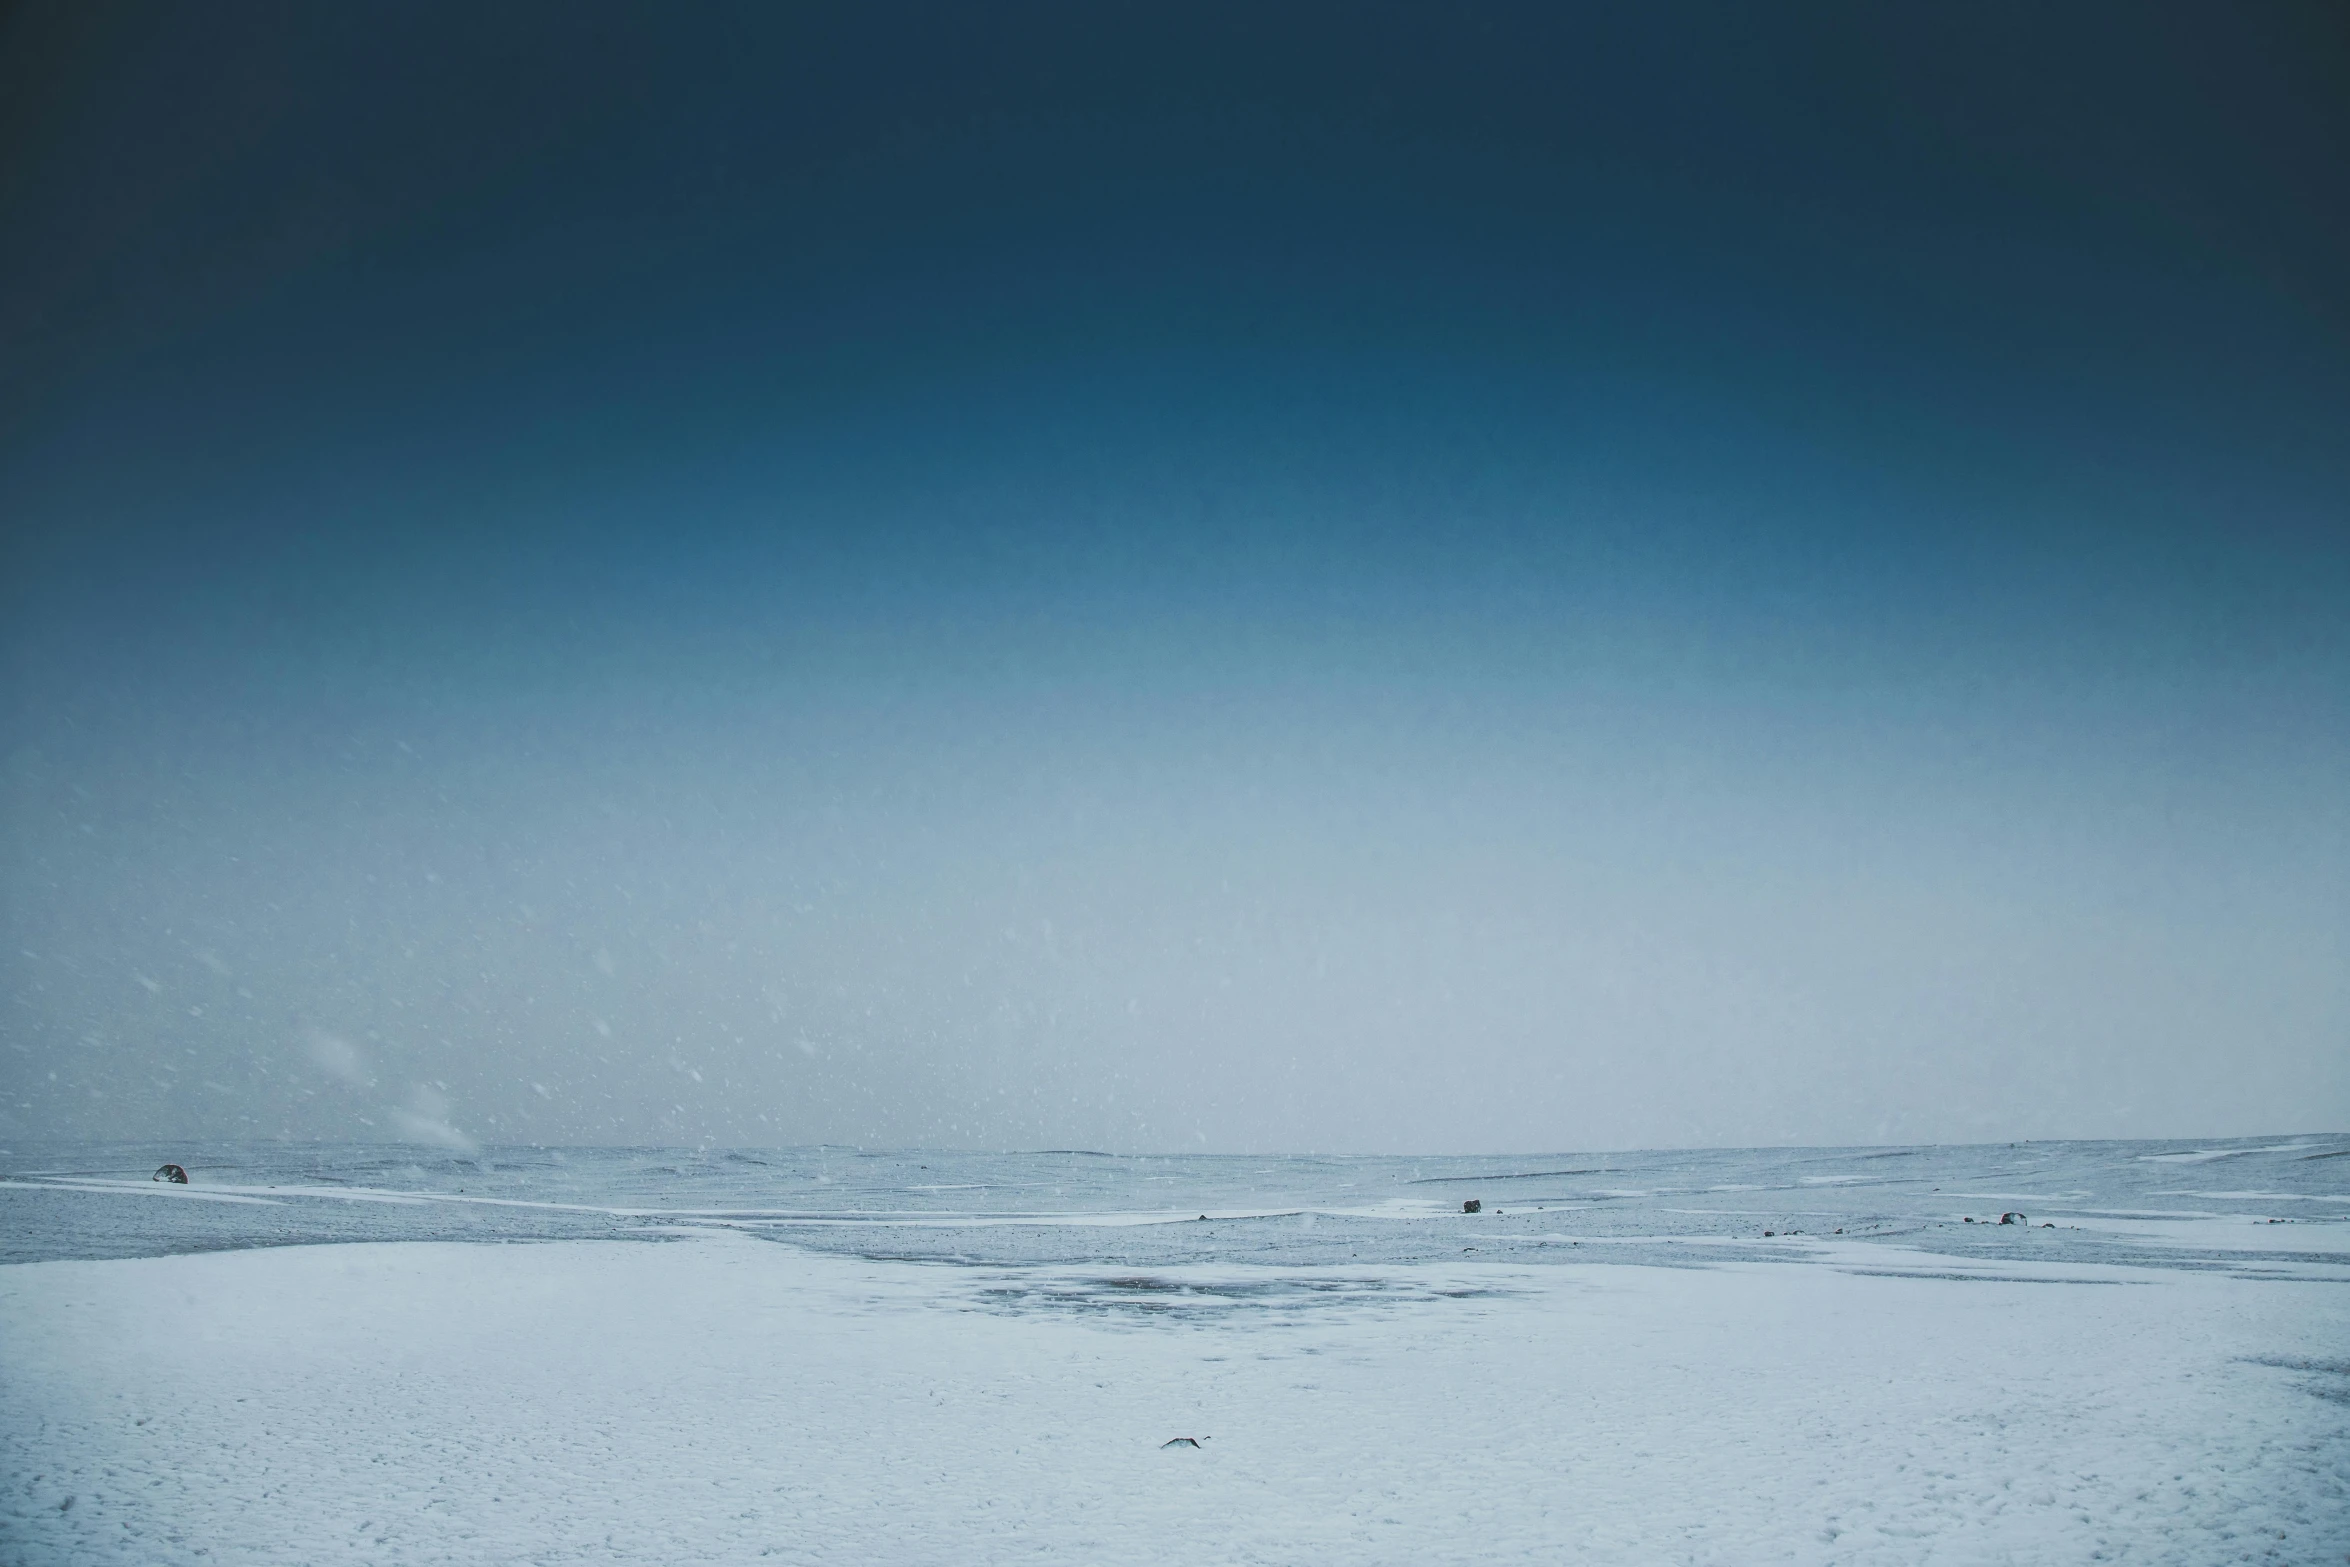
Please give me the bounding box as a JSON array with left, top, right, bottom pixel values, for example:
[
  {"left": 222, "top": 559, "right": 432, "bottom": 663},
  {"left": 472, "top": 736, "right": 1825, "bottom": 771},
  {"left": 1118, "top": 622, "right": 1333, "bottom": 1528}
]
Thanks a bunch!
[{"left": 2, "top": 2, "right": 2344, "bottom": 1149}]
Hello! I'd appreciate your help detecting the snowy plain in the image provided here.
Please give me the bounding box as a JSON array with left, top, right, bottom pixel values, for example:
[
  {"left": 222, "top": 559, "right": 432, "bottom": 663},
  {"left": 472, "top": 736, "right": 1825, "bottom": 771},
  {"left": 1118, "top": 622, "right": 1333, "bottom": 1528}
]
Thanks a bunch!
[{"left": 3, "top": 1138, "right": 2345, "bottom": 1565}]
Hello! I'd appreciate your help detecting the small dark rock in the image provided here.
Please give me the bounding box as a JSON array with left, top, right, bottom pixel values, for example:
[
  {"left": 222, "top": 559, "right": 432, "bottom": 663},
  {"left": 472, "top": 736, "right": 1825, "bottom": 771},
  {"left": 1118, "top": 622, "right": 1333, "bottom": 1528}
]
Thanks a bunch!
[
  {"left": 1462, "top": 1199, "right": 1481, "bottom": 1214},
  {"left": 153, "top": 1164, "right": 188, "bottom": 1184},
  {"left": 1999, "top": 1212, "right": 2026, "bottom": 1225},
  {"left": 1161, "top": 1437, "right": 1203, "bottom": 1449}
]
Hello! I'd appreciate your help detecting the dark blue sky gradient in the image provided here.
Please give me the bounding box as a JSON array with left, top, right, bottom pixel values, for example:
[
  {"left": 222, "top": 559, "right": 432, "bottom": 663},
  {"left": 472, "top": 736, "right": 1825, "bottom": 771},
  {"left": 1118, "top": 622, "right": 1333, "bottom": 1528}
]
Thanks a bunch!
[{"left": 2, "top": 2, "right": 2344, "bottom": 1149}]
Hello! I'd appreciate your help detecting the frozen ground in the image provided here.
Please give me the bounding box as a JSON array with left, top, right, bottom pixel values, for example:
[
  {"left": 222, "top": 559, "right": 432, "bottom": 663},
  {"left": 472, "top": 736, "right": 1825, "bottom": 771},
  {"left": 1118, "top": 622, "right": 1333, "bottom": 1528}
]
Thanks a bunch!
[{"left": 2, "top": 1138, "right": 2346, "bottom": 1564}]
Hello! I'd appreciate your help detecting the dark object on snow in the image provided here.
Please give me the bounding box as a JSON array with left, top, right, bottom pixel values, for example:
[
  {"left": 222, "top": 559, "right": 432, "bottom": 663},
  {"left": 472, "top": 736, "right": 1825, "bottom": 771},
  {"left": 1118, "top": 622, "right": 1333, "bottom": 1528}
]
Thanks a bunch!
[
  {"left": 1161, "top": 1437, "right": 1204, "bottom": 1449},
  {"left": 1199, "top": 1214, "right": 1208, "bottom": 1221},
  {"left": 1462, "top": 1199, "right": 1481, "bottom": 1213},
  {"left": 153, "top": 1164, "right": 188, "bottom": 1184},
  {"left": 1999, "top": 1212, "right": 2026, "bottom": 1225}
]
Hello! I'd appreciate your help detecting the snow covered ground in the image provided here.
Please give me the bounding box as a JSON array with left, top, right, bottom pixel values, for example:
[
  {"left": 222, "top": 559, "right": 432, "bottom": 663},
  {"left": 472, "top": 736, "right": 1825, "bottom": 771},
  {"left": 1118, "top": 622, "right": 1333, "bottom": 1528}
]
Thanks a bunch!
[
  {"left": 2, "top": 1138, "right": 2346, "bottom": 1564},
  {"left": 4, "top": 1228, "right": 2346, "bottom": 1565}
]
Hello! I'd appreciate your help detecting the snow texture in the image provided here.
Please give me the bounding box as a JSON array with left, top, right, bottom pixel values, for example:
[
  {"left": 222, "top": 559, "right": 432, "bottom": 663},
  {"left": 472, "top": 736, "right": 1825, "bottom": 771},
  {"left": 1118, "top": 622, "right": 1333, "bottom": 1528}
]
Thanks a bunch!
[{"left": 2, "top": 1138, "right": 2346, "bottom": 1564}]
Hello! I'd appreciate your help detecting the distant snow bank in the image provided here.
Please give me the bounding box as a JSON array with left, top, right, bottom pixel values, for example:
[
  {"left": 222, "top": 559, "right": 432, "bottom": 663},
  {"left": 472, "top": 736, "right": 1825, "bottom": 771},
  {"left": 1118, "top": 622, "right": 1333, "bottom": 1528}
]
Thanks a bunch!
[{"left": 2, "top": 1232, "right": 2343, "bottom": 1565}]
